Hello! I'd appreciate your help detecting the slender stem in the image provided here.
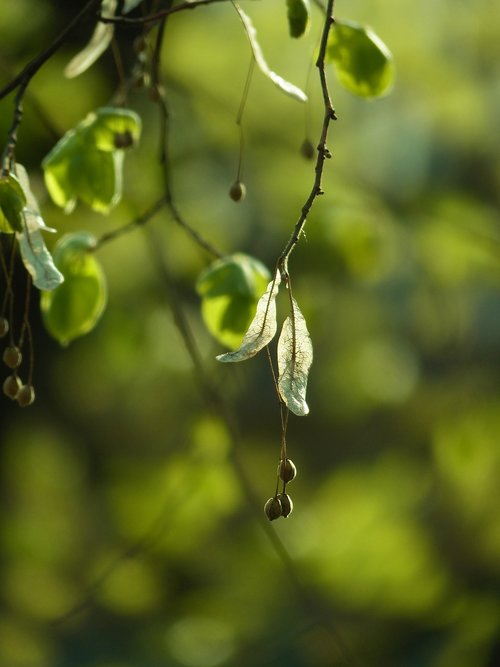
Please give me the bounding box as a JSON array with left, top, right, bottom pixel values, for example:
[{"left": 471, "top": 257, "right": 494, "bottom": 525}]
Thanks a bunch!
[
  {"left": 0, "top": 0, "right": 101, "bottom": 101},
  {"left": 277, "top": 0, "right": 336, "bottom": 279},
  {"left": 99, "top": 0, "right": 232, "bottom": 25},
  {"left": 0, "top": 0, "right": 102, "bottom": 171}
]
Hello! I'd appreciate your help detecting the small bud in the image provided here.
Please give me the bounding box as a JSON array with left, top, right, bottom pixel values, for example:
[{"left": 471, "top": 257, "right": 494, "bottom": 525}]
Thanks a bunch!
[
  {"left": 0, "top": 317, "right": 9, "bottom": 338},
  {"left": 300, "top": 139, "right": 315, "bottom": 161},
  {"left": 3, "top": 374, "right": 21, "bottom": 400},
  {"left": 17, "top": 384, "right": 35, "bottom": 407},
  {"left": 264, "top": 496, "right": 283, "bottom": 521},
  {"left": 277, "top": 493, "right": 293, "bottom": 518},
  {"left": 229, "top": 180, "right": 246, "bottom": 202},
  {"left": 3, "top": 345, "right": 22, "bottom": 369},
  {"left": 114, "top": 130, "right": 134, "bottom": 149},
  {"left": 278, "top": 458, "right": 297, "bottom": 483}
]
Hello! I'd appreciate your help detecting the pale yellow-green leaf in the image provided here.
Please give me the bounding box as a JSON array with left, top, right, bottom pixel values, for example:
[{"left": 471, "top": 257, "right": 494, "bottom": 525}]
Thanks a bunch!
[
  {"left": 277, "top": 297, "right": 313, "bottom": 416},
  {"left": 217, "top": 272, "right": 281, "bottom": 362},
  {"left": 235, "top": 6, "right": 307, "bottom": 103}
]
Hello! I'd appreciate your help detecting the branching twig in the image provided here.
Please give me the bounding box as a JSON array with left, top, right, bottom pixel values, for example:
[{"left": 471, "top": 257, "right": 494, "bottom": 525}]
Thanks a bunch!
[
  {"left": 277, "top": 0, "right": 337, "bottom": 279},
  {"left": 0, "top": 0, "right": 102, "bottom": 172},
  {"left": 151, "top": 15, "right": 224, "bottom": 259},
  {"left": 99, "top": 0, "right": 232, "bottom": 25},
  {"left": 94, "top": 196, "right": 167, "bottom": 250}
]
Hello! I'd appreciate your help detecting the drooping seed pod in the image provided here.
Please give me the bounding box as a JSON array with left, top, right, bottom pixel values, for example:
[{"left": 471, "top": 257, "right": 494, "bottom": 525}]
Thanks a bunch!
[
  {"left": 0, "top": 317, "right": 9, "bottom": 338},
  {"left": 264, "top": 496, "right": 283, "bottom": 521},
  {"left": 277, "top": 493, "right": 293, "bottom": 518},
  {"left": 229, "top": 180, "right": 246, "bottom": 202},
  {"left": 17, "top": 384, "right": 35, "bottom": 407},
  {"left": 278, "top": 458, "right": 297, "bottom": 483},
  {"left": 3, "top": 374, "right": 21, "bottom": 400},
  {"left": 300, "top": 139, "right": 315, "bottom": 161},
  {"left": 3, "top": 345, "right": 22, "bottom": 369}
]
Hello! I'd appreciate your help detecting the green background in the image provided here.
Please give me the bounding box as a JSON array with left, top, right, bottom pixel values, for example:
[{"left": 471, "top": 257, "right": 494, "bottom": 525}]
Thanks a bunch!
[{"left": 1, "top": 1, "right": 499, "bottom": 666}]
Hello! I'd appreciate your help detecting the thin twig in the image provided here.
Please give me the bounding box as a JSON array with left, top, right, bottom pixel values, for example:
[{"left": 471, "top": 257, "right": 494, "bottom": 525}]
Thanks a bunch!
[
  {"left": 99, "top": 0, "right": 232, "bottom": 25},
  {"left": 94, "top": 196, "right": 167, "bottom": 250},
  {"left": 152, "top": 15, "right": 224, "bottom": 259},
  {"left": 277, "top": 0, "right": 337, "bottom": 279},
  {"left": 0, "top": 0, "right": 102, "bottom": 171}
]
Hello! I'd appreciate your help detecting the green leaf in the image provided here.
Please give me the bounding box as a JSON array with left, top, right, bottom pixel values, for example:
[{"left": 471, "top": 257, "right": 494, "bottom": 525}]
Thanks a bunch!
[
  {"left": 0, "top": 173, "right": 26, "bottom": 233},
  {"left": 42, "top": 107, "right": 140, "bottom": 213},
  {"left": 326, "top": 20, "right": 394, "bottom": 98},
  {"left": 277, "top": 297, "right": 313, "bottom": 416},
  {"left": 216, "top": 271, "right": 281, "bottom": 362},
  {"left": 40, "top": 233, "right": 107, "bottom": 345},
  {"left": 64, "top": 0, "right": 117, "bottom": 78},
  {"left": 14, "top": 165, "right": 64, "bottom": 291},
  {"left": 286, "top": 0, "right": 310, "bottom": 39},
  {"left": 91, "top": 107, "right": 142, "bottom": 152},
  {"left": 235, "top": 6, "right": 307, "bottom": 103},
  {"left": 196, "top": 254, "right": 271, "bottom": 350}
]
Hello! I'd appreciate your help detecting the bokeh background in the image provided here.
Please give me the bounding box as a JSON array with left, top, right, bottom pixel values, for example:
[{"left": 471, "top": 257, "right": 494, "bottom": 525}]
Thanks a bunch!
[{"left": 1, "top": 1, "right": 500, "bottom": 666}]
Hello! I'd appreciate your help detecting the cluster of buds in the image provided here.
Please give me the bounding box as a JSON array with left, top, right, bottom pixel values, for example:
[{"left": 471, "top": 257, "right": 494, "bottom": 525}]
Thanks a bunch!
[
  {"left": 1, "top": 317, "right": 35, "bottom": 407},
  {"left": 264, "top": 457, "right": 297, "bottom": 521}
]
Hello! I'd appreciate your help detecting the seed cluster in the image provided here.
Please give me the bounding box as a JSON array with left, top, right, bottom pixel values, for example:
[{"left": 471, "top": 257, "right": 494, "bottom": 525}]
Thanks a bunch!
[
  {"left": 264, "top": 457, "right": 297, "bottom": 521},
  {"left": 1, "top": 317, "right": 35, "bottom": 407}
]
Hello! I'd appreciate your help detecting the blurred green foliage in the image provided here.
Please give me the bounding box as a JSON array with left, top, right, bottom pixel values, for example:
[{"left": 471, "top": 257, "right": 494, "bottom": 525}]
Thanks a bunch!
[{"left": 1, "top": 1, "right": 500, "bottom": 667}]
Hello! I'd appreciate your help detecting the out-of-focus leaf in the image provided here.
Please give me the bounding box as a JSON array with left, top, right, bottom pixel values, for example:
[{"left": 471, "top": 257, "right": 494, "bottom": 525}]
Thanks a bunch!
[
  {"left": 42, "top": 107, "right": 140, "bottom": 214},
  {"left": 123, "top": 0, "right": 143, "bottom": 12},
  {"left": 235, "top": 6, "right": 307, "bottom": 103},
  {"left": 277, "top": 297, "right": 313, "bottom": 416},
  {"left": 40, "top": 233, "right": 107, "bottom": 345},
  {"left": 91, "top": 107, "right": 142, "bottom": 152},
  {"left": 217, "top": 272, "right": 281, "bottom": 362},
  {"left": 0, "top": 173, "right": 26, "bottom": 233},
  {"left": 14, "top": 165, "right": 64, "bottom": 291},
  {"left": 326, "top": 20, "right": 394, "bottom": 98},
  {"left": 197, "top": 254, "right": 270, "bottom": 350},
  {"left": 286, "top": 0, "right": 310, "bottom": 39},
  {"left": 64, "top": 0, "right": 117, "bottom": 78}
]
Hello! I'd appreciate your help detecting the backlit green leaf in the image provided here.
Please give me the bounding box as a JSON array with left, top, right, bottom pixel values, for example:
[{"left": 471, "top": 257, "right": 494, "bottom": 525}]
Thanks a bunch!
[
  {"left": 64, "top": 0, "right": 117, "bottom": 78},
  {"left": 277, "top": 297, "right": 313, "bottom": 416},
  {"left": 286, "top": 0, "right": 310, "bottom": 39},
  {"left": 327, "top": 20, "right": 394, "bottom": 98},
  {"left": 216, "top": 271, "right": 281, "bottom": 362},
  {"left": 40, "top": 233, "right": 107, "bottom": 345},
  {"left": 235, "top": 6, "right": 307, "bottom": 103},
  {"left": 0, "top": 173, "right": 26, "bottom": 233},
  {"left": 91, "top": 108, "right": 142, "bottom": 152},
  {"left": 42, "top": 107, "right": 140, "bottom": 214},
  {"left": 197, "top": 254, "right": 270, "bottom": 350}
]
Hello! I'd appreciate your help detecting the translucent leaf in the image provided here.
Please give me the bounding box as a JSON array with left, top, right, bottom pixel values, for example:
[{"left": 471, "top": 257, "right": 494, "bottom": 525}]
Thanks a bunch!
[
  {"left": 217, "top": 272, "right": 281, "bottom": 362},
  {"left": 0, "top": 173, "right": 26, "bottom": 233},
  {"left": 40, "top": 233, "right": 107, "bottom": 346},
  {"left": 64, "top": 0, "right": 117, "bottom": 78},
  {"left": 197, "top": 254, "right": 271, "bottom": 350},
  {"left": 91, "top": 107, "right": 142, "bottom": 152},
  {"left": 236, "top": 6, "right": 307, "bottom": 103},
  {"left": 42, "top": 107, "right": 140, "bottom": 213},
  {"left": 17, "top": 226, "right": 64, "bottom": 291},
  {"left": 286, "top": 0, "right": 310, "bottom": 39},
  {"left": 14, "top": 165, "right": 64, "bottom": 291},
  {"left": 277, "top": 297, "right": 313, "bottom": 416},
  {"left": 326, "top": 20, "right": 394, "bottom": 98},
  {"left": 69, "top": 147, "right": 123, "bottom": 213}
]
